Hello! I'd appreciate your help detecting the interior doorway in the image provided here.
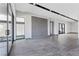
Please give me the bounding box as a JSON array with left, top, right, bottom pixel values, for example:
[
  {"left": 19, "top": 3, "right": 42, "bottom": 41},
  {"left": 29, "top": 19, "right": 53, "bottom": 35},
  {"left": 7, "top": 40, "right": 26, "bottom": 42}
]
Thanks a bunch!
[
  {"left": 59, "top": 23, "right": 65, "bottom": 34},
  {"left": 32, "top": 16, "right": 48, "bottom": 38}
]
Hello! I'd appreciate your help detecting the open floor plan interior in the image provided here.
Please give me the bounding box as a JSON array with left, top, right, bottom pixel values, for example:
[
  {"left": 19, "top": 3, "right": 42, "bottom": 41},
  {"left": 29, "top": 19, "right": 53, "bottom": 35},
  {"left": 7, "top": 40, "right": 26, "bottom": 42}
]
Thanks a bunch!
[{"left": 0, "top": 3, "right": 79, "bottom": 56}]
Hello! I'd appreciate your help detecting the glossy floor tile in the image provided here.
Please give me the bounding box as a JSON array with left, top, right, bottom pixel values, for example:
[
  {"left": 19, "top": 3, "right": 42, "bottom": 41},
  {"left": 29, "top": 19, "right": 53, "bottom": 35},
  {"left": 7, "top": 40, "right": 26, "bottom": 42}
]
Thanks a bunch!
[{"left": 10, "top": 35, "right": 79, "bottom": 56}]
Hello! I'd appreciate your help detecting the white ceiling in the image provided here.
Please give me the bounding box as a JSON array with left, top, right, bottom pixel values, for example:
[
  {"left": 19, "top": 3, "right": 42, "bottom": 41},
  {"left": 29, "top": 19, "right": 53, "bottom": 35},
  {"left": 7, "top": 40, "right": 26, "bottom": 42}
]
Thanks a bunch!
[
  {"left": 15, "top": 3, "right": 79, "bottom": 22},
  {"left": 39, "top": 3, "right": 79, "bottom": 20}
]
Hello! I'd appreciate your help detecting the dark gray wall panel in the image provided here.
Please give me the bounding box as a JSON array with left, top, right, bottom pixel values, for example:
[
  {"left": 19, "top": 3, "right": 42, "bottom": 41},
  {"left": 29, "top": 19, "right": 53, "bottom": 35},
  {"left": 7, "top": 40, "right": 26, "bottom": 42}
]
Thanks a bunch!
[{"left": 32, "top": 16, "right": 48, "bottom": 38}]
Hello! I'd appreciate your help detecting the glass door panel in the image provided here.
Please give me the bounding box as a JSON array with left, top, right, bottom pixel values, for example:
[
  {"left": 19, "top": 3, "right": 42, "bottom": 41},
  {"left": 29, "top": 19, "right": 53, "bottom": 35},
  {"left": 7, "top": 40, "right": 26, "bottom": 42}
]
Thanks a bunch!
[{"left": 7, "top": 3, "right": 13, "bottom": 55}]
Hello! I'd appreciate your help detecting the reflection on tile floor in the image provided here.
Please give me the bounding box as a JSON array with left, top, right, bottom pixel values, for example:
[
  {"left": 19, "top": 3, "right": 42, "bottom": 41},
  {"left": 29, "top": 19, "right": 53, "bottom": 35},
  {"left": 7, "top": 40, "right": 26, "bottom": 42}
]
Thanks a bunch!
[{"left": 10, "top": 34, "right": 79, "bottom": 56}]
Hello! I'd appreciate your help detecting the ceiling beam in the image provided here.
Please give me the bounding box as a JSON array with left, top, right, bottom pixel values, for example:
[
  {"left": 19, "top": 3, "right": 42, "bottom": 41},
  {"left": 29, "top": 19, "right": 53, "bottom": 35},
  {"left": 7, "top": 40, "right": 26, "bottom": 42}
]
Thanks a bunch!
[{"left": 29, "top": 3, "right": 78, "bottom": 22}]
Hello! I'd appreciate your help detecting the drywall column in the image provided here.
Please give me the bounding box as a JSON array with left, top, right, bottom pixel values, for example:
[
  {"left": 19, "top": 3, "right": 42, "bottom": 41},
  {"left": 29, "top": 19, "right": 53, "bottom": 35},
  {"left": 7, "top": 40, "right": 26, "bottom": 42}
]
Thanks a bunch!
[
  {"left": 78, "top": 21, "right": 79, "bottom": 38},
  {"left": 66, "top": 22, "right": 71, "bottom": 33},
  {"left": 25, "top": 15, "right": 32, "bottom": 39},
  {"left": 47, "top": 19, "right": 50, "bottom": 36},
  {"left": 54, "top": 21, "right": 58, "bottom": 35}
]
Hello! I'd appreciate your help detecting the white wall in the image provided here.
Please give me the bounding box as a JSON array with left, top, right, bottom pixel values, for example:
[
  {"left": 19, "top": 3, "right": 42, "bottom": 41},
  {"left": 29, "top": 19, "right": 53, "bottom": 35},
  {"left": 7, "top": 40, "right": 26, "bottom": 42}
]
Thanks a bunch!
[
  {"left": 71, "top": 22, "right": 78, "bottom": 32},
  {"left": 66, "top": 22, "right": 72, "bottom": 33},
  {"left": 78, "top": 21, "right": 79, "bottom": 38}
]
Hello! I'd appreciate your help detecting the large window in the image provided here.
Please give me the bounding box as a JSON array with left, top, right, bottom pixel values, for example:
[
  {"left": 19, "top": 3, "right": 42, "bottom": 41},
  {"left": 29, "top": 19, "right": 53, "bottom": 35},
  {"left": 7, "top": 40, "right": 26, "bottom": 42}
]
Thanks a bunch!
[
  {"left": 59, "top": 23, "right": 65, "bottom": 34},
  {"left": 0, "top": 15, "right": 7, "bottom": 38},
  {"left": 0, "top": 3, "right": 15, "bottom": 56},
  {"left": 16, "top": 17, "right": 25, "bottom": 40},
  {"left": 0, "top": 14, "right": 7, "bottom": 56},
  {"left": 0, "top": 3, "right": 8, "bottom": 56}
]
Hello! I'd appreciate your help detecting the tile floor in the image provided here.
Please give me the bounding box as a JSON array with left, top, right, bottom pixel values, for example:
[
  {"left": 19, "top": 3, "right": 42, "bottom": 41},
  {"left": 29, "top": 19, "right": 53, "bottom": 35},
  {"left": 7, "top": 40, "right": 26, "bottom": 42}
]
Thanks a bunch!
[{"left": 10, "top": 35, "right": 79, "bottom": 56}]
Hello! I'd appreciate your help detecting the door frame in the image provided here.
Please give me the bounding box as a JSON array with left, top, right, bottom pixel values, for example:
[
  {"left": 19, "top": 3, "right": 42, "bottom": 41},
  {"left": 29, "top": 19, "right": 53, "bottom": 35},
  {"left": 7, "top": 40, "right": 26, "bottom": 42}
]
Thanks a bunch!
[{"left": 7, "top": 3, "right": 14, "bottom": 56}]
